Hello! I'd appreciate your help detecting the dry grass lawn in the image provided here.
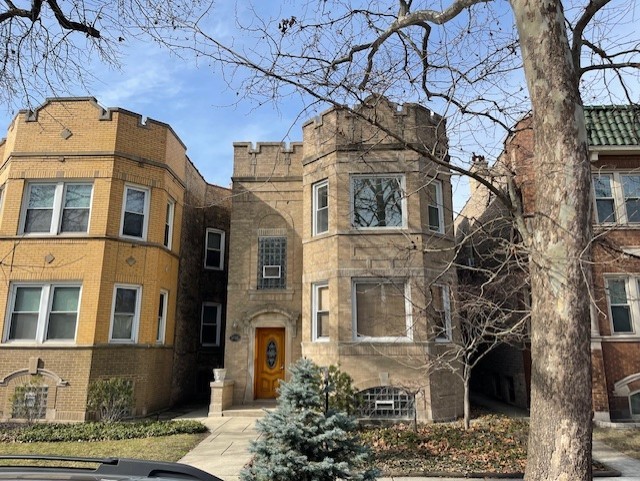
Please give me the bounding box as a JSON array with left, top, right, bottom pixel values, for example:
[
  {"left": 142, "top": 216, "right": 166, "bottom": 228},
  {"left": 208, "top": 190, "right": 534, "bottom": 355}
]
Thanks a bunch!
[
  {"left": 594, "top": 426, "right": 640, "bottom": 460},
  {"left": 0, "top": 433, "right": 207, "bottom": 465}
]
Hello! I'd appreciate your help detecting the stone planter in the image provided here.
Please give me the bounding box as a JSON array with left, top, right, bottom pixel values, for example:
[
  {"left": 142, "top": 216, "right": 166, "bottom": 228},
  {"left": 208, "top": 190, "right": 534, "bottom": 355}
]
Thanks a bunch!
[{"left": 213, "top": 368, "right": 226, "bottom": 382}]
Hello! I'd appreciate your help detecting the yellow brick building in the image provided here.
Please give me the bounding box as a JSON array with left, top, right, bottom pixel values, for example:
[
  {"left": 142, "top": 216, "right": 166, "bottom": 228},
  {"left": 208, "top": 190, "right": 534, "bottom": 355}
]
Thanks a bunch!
[
  {"left": 0, "top": 98, "right": 230, "bottom": 421},
  {"left": 0, "top": 96, "right": 462, "bottom": 423}
]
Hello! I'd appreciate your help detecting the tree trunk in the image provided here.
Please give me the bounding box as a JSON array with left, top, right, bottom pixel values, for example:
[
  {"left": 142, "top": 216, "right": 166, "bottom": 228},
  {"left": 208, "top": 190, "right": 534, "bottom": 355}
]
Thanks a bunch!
[
  {"left": 463, "top": 377, "right": 470, "bottom": 430},
  {"left": 510, "top": 2, "right": 593, "bottom": 480}
]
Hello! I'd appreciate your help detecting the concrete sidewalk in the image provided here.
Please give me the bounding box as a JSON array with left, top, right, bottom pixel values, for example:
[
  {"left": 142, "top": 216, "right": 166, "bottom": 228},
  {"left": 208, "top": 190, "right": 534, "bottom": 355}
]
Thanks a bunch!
[
  {"left": 176, "top": 409, "right": 258, "bottom": 481},
  {"left": 175, "top": 408, "right": 640, "bottom": 481}
]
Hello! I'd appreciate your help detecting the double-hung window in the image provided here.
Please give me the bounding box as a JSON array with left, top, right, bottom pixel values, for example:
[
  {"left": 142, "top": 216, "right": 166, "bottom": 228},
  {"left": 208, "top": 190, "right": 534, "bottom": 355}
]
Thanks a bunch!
[
  {"left": 204, "top": 229, "right": 225, "bottom": 270},
  {"left": 120, "top": 185, "right": 150, "bottom": 239},
  {"left": 157, "top": 290, "right": 168, "bottom": 344},
  {"left": 5, "top": 284, "right": 81, "bottom": 342},
  {"left": 164, "top": 200, "right": 175, "bottom": 249},
  {"left": 631, "top": 391, "right": 640, "bottom": 418},
  {"left": 351, "top": 175, "right": 405, "bottom": 228},
  {"left": 593, "top": 173, "right": 640, "bottom": 224},
  {"left": 427, "top": 180, "right": 444, "bottom": 233},
  {"left": 22, "top": 182, "right": 92, "bottom": 234},
  {"left": 258, "top": 236, "right": 287, "bottom": 289},
  {"left": 313, "top": 180, "right": 329, "bottom": 235},
  {"left": 622, "top": 175, "right": 640, "bottom": 223},
  {"left": 431, "top": 285, "right": 452, "bottom": 341},
  {"left": 201, "top": 302, "right": 221, "bottom": 346},
  {"left": 110, "top": 285, "right": 141, "bottom": 343},
  {"left": 605, "top": 278, "right": 637, "bottom": 334},
  {"left": 312, "top": 282, "right": 329, "bottom": 341},
  {"left": 353, "top": 279, "right": 411, "bottom": 340}
]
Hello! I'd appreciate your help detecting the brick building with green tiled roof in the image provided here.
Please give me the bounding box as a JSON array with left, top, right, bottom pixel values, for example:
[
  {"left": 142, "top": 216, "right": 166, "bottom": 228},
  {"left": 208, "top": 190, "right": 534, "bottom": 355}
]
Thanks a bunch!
[
  {"left": 585, "top": 105, "right": 640, "bottom": 146},
  {"left": 458, "top": 104, "right": 640, "bottom": 422}
]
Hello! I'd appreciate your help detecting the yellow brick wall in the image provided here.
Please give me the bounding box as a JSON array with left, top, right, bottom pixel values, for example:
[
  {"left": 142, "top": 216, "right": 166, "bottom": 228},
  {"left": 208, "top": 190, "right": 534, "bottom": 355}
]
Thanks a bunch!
[{"left": 0, "top": 98, "right": 194, "bottom": 420}]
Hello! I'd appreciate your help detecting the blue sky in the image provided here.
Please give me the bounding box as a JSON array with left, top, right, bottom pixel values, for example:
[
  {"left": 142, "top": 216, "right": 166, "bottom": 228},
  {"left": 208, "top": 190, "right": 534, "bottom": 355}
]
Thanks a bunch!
[{"left": 0, "top": 41, "right": 306, "bottom": 190}]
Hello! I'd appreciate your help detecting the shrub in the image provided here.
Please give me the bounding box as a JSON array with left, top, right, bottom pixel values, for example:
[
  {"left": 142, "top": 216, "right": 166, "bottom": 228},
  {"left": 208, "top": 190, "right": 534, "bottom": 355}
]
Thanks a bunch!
[
  {"left": 10, "top": 375, "right": 47, "bottom": 424},
  {"left": 0, "top": 420, "right": 207, "bottom": 443},
  {"left": 87, "top": 378, "right": 134, "bottom": 422},
  {"left": 323, "top": 365, "right": 359, "bottom": 415}
]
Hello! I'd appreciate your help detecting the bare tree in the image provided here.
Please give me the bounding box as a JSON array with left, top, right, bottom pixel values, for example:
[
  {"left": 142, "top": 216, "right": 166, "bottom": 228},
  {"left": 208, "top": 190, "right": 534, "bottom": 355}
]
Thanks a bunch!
[
  {"left": 4, "top": 1, "right": 640, "bottom": 479},
  {"left": 0, "top": 0, "right": 209, "bottom": 108},
  {"left": 167, "top": 2, "right": 638, "bottom": 479}
]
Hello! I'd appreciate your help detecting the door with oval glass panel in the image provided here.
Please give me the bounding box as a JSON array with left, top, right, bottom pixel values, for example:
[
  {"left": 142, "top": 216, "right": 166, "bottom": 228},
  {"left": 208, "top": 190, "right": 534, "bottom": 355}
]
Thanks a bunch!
[{"left": 254, "top": 327, "right": 285, "bottom": 399}]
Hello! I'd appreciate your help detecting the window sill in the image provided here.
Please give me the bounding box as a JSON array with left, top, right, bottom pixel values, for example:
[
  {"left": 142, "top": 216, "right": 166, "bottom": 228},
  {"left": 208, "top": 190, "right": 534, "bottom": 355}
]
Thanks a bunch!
[
  {"left": 119, "top": 234, "right": 147, "bottom": 242},
  {"left": 350, "top": 227, "right": 407, "bottom": 233},
  {"left": 600, "top": 334, "right": 640, "bottom": 341},
  {"left": 0, "top": 340, "right": 77, "bottom": 346},
  {"left": 249, "top": 289, "right": 295, "bottom": 301},
  {"left": 353, "top": 336, "right": 413, "bottom": 343},
  {"left": 594, "top": 223, "right": 640, "bottom": 229},
  {"left": 434, "top": 337, "right": 452, "bottom": 344}
]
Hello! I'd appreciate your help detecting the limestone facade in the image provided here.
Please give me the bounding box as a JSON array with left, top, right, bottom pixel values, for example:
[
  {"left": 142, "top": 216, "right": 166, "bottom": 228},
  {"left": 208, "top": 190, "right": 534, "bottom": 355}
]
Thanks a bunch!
[{"left": 224, "top": 98, "right": 463, "bottom": 421}]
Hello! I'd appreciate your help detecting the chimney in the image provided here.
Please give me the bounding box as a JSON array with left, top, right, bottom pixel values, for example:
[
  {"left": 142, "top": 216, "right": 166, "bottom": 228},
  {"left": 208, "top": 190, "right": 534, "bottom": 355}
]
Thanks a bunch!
[{"left": 469, "top": 153, "right": 489, "bottom": 198}]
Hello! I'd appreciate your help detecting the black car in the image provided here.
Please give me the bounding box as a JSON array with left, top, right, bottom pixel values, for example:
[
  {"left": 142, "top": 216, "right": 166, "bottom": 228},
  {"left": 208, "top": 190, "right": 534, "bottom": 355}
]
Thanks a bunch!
[{"left": 0, "top": 456, "right": 223, "bottom": 481}]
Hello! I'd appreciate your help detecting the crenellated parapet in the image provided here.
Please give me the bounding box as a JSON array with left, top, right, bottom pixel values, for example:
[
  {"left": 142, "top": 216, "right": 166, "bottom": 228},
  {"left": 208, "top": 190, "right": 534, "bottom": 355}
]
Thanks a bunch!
[
  {"left": 302, "top": 96, "right": 448, "bottom": 163},
  {"left": 2, "top": 97, "right": 188, "bottom": 181},
  {"left": 232, "top": 141, "right": 304, "bottom": 178}
]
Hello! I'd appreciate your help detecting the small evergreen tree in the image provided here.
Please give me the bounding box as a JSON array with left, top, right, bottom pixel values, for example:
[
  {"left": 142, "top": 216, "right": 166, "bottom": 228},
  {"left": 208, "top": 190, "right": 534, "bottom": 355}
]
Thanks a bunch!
[{"left": 241, "top": 358, "right": 377, "bottom": 481}]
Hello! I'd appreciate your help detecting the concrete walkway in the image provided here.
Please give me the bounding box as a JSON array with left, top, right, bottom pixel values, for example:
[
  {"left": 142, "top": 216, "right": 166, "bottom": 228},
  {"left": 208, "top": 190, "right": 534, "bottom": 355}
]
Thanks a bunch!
[
  {"left": 175, "top": 407, "right": 640, "bottom": 481},
  {"left": 176, "top": 409, "right": 258, "bottom": 481}
]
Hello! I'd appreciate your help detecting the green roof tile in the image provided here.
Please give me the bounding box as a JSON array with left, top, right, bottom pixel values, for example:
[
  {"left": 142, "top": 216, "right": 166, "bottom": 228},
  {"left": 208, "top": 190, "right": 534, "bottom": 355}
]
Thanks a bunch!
[{"left": 584, "top": 105, "right": 640, "bottom": 146}]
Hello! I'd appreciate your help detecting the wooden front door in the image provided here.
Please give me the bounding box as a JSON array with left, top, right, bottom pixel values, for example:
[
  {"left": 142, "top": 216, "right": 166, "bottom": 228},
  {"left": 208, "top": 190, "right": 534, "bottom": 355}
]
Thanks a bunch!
[{"left": 254, "top": 328, "right": 285, "bottom": 399}]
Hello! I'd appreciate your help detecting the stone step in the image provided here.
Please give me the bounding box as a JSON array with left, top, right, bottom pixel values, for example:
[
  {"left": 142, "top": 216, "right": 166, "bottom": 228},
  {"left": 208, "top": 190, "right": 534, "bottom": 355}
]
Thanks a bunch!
[{"left": 222, "top": 403, "right": 277, "bottom": 418}]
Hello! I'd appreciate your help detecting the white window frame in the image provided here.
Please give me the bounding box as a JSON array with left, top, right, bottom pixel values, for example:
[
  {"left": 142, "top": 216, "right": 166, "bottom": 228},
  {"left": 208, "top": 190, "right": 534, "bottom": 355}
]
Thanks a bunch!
[
  {"left": 204, "top": 228, "right": 225, "bottom": 270},
  {"left": 120, "top": 185, "right": 150, "bottom": 240},
  {"left": 427, "top": 179, "right": 445, "bottom": 234},
  {"left": 109, "top": 284, "right": 142, "bottom": 343},
  {"left": 432, "top": 284, "right": 452, "bottom": 342},
  {"left": 350, "top": 174, "right": 407, "bottom": 229},
  {"left": 312, "top": 282, "right": 329, "bottom": 341},
  {"left": 312, "top": 180, "right": 329, "bottom": 236},
  {"left": 352, "top": 279, "right": 412, "bottom": 342},
  {"left": 605, "top": 277, "right": 639, "bottom": 335},
  {"left": 3, "top": 283, "right": 81, "bottom": 343},
  {"left": 164, "top": 199, "right": 175, "bottom": 249},
  {"left": 200, "top": 302, "right": 222, "bottom": 347},
  {"left": 592, "top": 172, "right": 640, "bottom": 225},
  {"left": 157, "top": 290, "right": 168, "bottom": 344},
  {"left": 262, "top": 265, "right": 282, "bottom": 279},
  {"left": 630, "top": 390, "right": 640, "bottom": 419},
  {"left": 20, "top": 182, "right": 93, "bottom": 235}
]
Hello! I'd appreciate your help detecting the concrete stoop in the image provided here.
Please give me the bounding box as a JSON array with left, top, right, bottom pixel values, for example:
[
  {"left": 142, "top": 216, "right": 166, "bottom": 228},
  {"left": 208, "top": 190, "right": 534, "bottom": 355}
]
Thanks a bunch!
[{"left": 222, "top": 402, "right": 276, "bottom": 418}]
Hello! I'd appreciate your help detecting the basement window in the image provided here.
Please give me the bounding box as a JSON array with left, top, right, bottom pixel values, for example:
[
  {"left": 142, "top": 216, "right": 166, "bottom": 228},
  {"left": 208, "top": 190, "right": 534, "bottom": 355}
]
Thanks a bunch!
[{"left": 356, "top": 386, "right": 415, "bottom": 420}]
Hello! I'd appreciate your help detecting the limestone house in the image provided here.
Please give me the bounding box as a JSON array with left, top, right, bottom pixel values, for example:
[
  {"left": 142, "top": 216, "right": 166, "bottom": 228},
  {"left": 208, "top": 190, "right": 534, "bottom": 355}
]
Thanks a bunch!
[
  {"left": 0, "top": 98, "right": 229, "bottom": 421},
  {"left": 221, "top": 97, "right": 463, "bottom": 422},
  {"left": 457, "top": 106, "right": 640, "bottom": 422}
]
